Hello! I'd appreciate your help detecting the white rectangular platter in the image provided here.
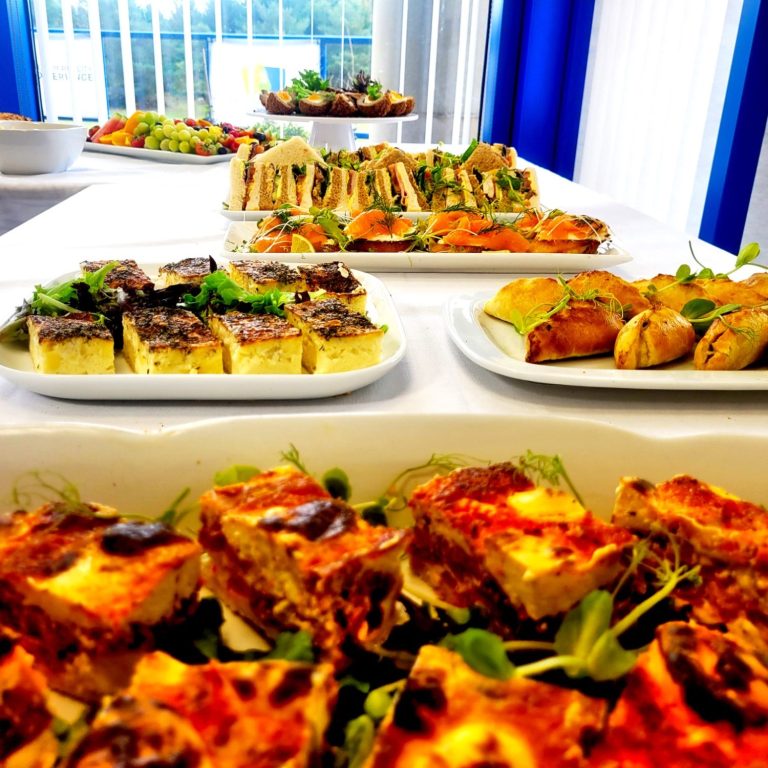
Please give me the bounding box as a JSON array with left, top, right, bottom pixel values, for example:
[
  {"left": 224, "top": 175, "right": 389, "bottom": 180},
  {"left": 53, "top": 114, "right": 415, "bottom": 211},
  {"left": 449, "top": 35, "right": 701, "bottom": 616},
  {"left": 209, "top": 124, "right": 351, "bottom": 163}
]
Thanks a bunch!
[
  {"left": 223, "top": 221, "right": 632, "bottom": 274},
  {"left": 445, "top": 291, "right": 768, "bottom": 390},
  {"left": 84, "top": 142, "right": 232, "bottom": 164},
  {"left": 220, "top": 210, "right": 526, "bottom": 223},
  {"left": 0, "top": 414, "right": 765, "bottom": 522},
  {"left": 0, "top": 264, "right": 405, "bottom": 400}
]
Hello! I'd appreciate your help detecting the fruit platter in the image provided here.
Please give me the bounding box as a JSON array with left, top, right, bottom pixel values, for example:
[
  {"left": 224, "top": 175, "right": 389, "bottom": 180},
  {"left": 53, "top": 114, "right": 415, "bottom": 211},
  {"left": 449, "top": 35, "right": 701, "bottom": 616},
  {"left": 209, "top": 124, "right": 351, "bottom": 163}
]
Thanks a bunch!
[{"left": 84, "top": 110, "right": 274, "bottom": 163}]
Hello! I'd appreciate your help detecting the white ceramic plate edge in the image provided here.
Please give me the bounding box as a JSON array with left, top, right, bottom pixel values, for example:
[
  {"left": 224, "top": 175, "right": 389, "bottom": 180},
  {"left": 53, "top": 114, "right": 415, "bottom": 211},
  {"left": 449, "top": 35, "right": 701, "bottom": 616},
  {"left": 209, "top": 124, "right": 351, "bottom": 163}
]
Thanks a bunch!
[
  {"left": 84, "top": 142, "right": 231, "bottom": 164},
  {"left": 445, "top": 291, "right": 768, "bottom": 390},
  {"left": 223, "top": 221, "right": 631, "bottom": 274},
  {"left": 1, "top": 413, "right": 766, "bottom": 521}
]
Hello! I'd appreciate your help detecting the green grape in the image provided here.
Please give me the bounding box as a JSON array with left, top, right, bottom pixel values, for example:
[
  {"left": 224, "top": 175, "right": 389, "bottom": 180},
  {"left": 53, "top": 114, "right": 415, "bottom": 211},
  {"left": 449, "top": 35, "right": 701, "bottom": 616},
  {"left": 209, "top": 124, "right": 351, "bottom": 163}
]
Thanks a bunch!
[
  {"left": 134, "top": 121, "right": 150, "bottom": 136},
  {"left": 162, "top": 123, "right": 176, "bottom": 138},
  {"left": 160, "top": 138, "right": 171, "bottom": 151},
  {"left": 177, "top": 128, "right": 191, "bottom": 142},
  {"left": 209, "top": 126, "right": 222, "bottom": 138},
  {"left": 179, "top": 140, "right": 191, "bottom": 153},
  {"left": 168, "top": 139, "right": 179, "bottom": 152},
  {"left": 190, "top": 135, "right": 201, "bottom": 146},
  {"left": 144, "top": 111, "right": 157, "bottom": 125},
  {"left": 198, "top": 128, "right": 210, "bottom": 141},
  {"left": 152, "top": 127, "right": 164, "bottom": 141},
  {"left": 144, "top": 135, "right": 160, "bottom": 150}
]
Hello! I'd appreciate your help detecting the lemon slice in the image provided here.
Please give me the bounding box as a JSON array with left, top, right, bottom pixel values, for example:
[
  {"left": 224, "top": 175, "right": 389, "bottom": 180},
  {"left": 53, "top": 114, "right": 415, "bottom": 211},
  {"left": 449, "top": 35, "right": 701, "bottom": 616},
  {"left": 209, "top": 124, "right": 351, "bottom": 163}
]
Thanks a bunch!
[{"left": 291, "top": 234, "right": 315, "bottom": 253}]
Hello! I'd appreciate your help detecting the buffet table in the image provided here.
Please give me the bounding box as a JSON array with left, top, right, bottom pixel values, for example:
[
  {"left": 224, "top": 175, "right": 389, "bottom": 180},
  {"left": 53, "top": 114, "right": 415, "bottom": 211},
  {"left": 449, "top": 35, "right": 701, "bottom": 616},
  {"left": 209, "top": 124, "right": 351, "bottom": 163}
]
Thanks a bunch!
[{"left": 0, "top": 153, "right": 765, "bottom": 439}]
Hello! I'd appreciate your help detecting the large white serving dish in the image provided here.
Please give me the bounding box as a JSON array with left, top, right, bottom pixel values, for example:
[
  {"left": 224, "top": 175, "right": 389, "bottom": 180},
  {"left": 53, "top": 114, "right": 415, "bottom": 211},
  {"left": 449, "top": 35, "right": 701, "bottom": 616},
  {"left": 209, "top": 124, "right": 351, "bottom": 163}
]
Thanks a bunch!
[
  {"left": 84, "top": 141, "right": 232, "bottom": 164},
  {"left": 223, "top": 221, "right": 632, "bottom": 274},
  {"left": 0, "top": 120, "right": 87, "bottom": 174},
  {"left": 446, "top": 291, "right": 768, "bottom": 390},
  {"left": 0, "top": 265, "right": 405, "bottom": 400},
  {"left": 0, "top": 414, "right": 765, "bottom": 521}
]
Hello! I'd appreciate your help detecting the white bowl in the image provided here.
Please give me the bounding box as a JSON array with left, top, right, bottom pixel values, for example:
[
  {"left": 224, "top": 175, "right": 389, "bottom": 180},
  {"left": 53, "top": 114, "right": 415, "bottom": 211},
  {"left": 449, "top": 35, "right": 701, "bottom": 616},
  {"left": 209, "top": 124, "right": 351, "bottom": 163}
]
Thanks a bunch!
[{"left": 0, "top": 120, "right": 87, "bottom": 174}]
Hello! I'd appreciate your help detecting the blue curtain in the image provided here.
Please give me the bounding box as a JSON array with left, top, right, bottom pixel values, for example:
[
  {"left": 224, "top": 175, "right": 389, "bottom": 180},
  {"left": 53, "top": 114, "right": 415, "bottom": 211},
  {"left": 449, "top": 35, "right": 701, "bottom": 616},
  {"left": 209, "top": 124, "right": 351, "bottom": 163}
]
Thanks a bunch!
[
  {"left": 480, "top": 0, "right": 595, "bottom": 179},
  {"left": 0, "top": 0, "right": 40, "bottom": 118},
  {"left": 700, "top": 0, "right": 768, "bottom": 254}
]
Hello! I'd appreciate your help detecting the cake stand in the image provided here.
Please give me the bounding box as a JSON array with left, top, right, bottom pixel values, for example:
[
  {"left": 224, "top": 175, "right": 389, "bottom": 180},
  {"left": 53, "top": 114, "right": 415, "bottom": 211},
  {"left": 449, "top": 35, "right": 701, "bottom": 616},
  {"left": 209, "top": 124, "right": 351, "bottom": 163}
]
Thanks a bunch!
[{"left": 251, "top": 112, "right": 419, "bottom": 151}]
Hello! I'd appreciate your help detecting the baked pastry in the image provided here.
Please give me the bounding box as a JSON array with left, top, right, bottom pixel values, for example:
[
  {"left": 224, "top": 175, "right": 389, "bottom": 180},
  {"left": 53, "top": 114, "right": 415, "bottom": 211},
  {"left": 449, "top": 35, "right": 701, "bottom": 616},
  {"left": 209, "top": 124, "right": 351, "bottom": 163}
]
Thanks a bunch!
[
  {"left": 631, "top": 274, "right": 708, "bottom": 313},
  {"left": 694, "top": 307, "right": 768, "bottom": 370},
  {"left": 483, "top": 277, "right": 565, "bottom": 323},
  {"left": 567, "top": 269, "right": 651, "bottom": 318},
  {"left": 523, "top": 300, "right": 624, "bottom": 363},
  {"left": 614, "top": 306, "right": 696, "bottom": 369}
]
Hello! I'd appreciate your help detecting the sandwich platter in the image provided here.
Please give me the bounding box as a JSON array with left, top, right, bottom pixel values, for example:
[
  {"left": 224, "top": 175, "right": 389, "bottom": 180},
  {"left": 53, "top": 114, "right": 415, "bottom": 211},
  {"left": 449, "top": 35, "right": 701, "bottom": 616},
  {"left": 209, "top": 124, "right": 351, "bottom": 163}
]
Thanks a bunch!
[{"left": 222, "top": 220, "right": 632, "bottom": 274}]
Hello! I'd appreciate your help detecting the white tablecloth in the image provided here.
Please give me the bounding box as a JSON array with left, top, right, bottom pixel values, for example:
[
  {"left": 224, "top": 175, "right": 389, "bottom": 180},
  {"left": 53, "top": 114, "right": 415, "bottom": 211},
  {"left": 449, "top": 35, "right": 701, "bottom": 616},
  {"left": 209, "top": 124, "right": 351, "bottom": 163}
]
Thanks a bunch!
[{"left": 0, "top": 154, "right": 764, "bottom": 438}]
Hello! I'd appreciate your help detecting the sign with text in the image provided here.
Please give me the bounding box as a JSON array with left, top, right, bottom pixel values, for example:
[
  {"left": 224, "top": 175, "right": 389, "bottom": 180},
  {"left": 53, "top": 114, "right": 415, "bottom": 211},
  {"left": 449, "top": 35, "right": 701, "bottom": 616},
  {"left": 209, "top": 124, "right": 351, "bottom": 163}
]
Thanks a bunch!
[{"left": 44, "top": 36, "right": 100, "bottom": 121}]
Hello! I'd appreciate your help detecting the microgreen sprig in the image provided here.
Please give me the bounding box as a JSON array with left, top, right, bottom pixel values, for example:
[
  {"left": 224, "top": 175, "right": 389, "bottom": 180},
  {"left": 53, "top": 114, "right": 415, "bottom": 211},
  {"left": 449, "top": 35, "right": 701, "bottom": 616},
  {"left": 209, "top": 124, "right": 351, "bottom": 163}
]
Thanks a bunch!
[
  {"left": 440, "top": 534, "right": 699, "bottom": 683},
  {"left": 181, "top": 272, "right": 291, "bottom": 316}
]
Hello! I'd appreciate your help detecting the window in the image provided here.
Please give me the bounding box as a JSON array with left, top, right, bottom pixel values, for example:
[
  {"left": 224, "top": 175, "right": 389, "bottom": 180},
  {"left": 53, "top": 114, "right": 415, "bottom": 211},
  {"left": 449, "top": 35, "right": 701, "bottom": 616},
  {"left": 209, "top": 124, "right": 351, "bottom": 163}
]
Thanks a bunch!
[{"left": 28, "top": 0, "right": 489, "bottom": 145}]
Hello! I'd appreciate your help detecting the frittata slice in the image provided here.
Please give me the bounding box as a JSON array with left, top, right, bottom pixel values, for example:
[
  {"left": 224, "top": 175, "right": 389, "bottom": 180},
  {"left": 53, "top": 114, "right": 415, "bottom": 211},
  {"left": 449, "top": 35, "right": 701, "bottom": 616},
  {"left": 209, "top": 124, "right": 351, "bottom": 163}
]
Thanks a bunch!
[
  {"left": 80, "top": 259, "right": 154, "bottom": 292},
  {"left": 157, "top": 256, "right": 216, "bottom": 287},
  {"left": 27, "top": 315, "right": 114, "bottom": 374},
  {"left": 364, "top": 645, "right": 605, "bottom": 768},
  {"left": 283, "top": 298, "right": 384, "bottom": 373},
  {"left": 122, "top": 307, "right": 223, "bottom": 374},
  {"left": 0, "top": 636, "right": 57, "bottom": 768},
  {"left": 0, "top": 503, "right": 201, "bottom": 700},
  {"left": 67, "top": 651, "right": 336, "bottom": 768},
  {"left": 207, "top": 311, "right": 302, "bottom": 374},
  {"left": 409, "top": 463, "right": 634, "bottom": 622},
  {"left": 227, "top": 259, "right": 303, "bottom": 294},
  {"left": 297, "top": 261, "right": 367, "bottom": 313},
  {"left": 198, "top": 466, "right": 409, "bottom": 664},
  {"left": 613, "top": 474, "right": 768, "bottom": 629},
  {"left": 591, "top": 622, "right": 768, "bottom": 767}
]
